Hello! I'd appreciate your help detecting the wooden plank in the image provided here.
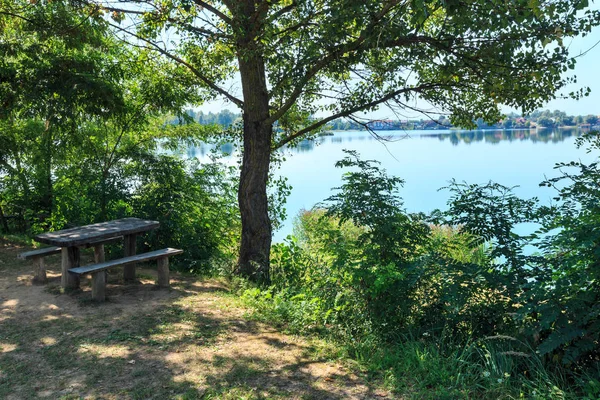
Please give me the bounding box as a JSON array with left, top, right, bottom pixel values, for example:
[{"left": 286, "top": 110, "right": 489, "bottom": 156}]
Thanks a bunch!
[
  {"left": 93, "top": 244, "right": 105, "bottom": 263},
  {"left": 83, "top": 236, "right": 123, "bottom": 249},
  {"left": 19, "top": 237, "right": 121, "bottom": 260},
  {"left": 18, "top": 247, "right": 61, "bottom": 260},
  {"left": 35, "top": 218, "right": 159, "bottom": 247},
  {"left": 94, "top": 244, "right": 107, "bottom": 284},
  {"left": 33, "top": 257, "right": 47, "bottom": 284},
  {"left": 68, "top": 248, "right": 183, "bottom": 275}
]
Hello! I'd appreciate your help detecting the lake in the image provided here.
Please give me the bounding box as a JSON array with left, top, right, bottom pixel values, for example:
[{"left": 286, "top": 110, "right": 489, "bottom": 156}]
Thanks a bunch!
[{"left": 189, "top": 128, "right": 593, "bottom": 242}]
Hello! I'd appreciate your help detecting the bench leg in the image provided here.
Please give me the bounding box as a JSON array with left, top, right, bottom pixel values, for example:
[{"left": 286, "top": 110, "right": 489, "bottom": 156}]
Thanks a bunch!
[
  {"left": 157, "top": 258, "right": 169, "bottom": 288},
  {"left": 91, "top": 271, "right": 106, "bottom": 301},
  {"left": 62, "top": 247, "right": 80, "bottom": 289},
  {"left": 123, "top": 234, "right": 136, "bottom": 283},
  {"left": 33, "top": 256, "right": 47, "bottom": 284}
]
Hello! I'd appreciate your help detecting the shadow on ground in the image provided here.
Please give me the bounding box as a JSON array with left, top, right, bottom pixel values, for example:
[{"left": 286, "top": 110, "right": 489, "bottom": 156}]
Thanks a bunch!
[{"left": 0, "top": 239, "right": 388, "bottom": 399}]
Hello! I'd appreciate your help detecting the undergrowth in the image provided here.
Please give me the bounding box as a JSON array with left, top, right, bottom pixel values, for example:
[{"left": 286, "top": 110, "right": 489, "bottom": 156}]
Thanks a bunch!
[{"left": 236, "top": 141, "right": 600, "bottom": 399}]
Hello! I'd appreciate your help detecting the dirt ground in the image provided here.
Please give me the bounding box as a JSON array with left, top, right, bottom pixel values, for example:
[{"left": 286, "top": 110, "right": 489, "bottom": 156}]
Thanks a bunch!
[{"left": 0, "top": 240, "right": 391, "bottom": 399}]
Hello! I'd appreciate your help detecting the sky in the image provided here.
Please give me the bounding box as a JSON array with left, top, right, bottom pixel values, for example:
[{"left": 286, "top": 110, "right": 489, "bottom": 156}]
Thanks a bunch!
[
  {"left": 198, "top": 11, "right": 600, "bottom": 119},
  {"left": 534, "top": 23, "right": 600, "bottom": 116}
]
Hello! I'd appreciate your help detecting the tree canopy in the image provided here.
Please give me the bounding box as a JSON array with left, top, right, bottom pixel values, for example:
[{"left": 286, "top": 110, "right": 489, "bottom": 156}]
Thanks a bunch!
[
  {"left": 100, "top": 0, "right": 599, "bottom": 130},
  {"left": 0, "top": 0, "right": 207, "bottom": 230}
]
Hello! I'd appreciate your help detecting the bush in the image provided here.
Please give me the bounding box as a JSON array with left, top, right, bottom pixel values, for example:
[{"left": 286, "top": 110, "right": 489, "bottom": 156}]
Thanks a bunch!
[
  {"left": 128, "top": 153, "right": 240, "bottom": 274},
  {"left": 244, "top": 138, "right": 600, "bottom": 395},
  {"left": 525, "top": 133, "right": 600, "bottom": 368},
  {"left": 257, "top": 151, "right": 515, "bottom": 342}
]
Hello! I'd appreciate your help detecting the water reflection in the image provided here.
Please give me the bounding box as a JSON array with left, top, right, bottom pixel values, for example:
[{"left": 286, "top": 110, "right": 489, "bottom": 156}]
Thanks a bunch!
[
  {"left": 187, "top": 128, "right": 584, "bottom": 159},
  {"left": 422, "top": 128, "right": 580, "bottom": 145},
  {"left": 176, "top": 128, "right": 594, "bottom": 242},
  {"left": 281, "top": 129, "right": 583, "bottom": 154},
  {"left": 186, "top": 142, "right": 237, "bottom": 158}
]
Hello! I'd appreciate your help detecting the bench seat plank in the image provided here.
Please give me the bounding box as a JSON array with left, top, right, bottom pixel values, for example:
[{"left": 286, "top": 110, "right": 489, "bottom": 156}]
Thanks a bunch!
[
  {"left": 18, "top": 236, "right": 123, "bottom": 260},
  {"left": 69, "top": 248, "right": 183, "bottom": 275},
  {"left": 18, "top": 247, "right": 61, "bottom": 260}
]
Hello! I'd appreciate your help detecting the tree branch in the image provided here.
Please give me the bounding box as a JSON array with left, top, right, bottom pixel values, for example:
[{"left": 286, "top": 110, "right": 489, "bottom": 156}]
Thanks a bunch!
[
  {"left": 107, "top": 22, "right": 244, "bottom": 108},
  {"left": 101, "top": 6, "right": 231, "bottom": 39},
  {"left": 191, "top": 0, "right": 232, "bottom": 25},
  {"left": 267, "top": 1, "right": 297, "bottom": 24},
  {"left": 267, "top": 0, "right": 405, "bottom": 125},
  {"left": 0, "top": 10, "right": 33, "bottom": 23},
  {"left": 273, "top": 82, "right": 451, "bottom": 149}
]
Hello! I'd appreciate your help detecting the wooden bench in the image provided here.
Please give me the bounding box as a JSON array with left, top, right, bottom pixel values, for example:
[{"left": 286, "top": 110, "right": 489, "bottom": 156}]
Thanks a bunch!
[
  {"left": 18, "top": 246, "right": 62, "bottom": 283},
  {"left": 18, "top": 236, "right": 123, "bottom": 284},
  {"left": 68, "top": 248, "right": 183, "bottom": 301}
]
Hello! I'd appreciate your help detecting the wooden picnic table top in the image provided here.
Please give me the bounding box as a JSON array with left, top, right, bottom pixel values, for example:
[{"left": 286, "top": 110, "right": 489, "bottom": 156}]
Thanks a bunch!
[{"left": 34, "top": 218, "right": 159, "bottom": 247}]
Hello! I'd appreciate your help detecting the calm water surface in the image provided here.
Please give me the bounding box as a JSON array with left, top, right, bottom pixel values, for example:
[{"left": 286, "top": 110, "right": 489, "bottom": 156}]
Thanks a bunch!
[{"left": 190, "top": 129, "right": 594, "bottom": 242}]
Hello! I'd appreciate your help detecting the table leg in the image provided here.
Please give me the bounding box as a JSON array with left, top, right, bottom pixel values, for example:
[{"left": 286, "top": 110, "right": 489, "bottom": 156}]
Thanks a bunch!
[
  {"left": 94, "top": 244, "right": 107, "bottom": 284},
  {"left": 123, "top": 234, "right": 137, "bottom": 282},
  {"left": 61, "top": 246, "right": 80, "bottom": 289}
]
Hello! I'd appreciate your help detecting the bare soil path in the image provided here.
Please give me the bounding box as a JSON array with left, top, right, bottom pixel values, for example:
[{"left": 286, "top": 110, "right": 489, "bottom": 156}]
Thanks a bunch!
[{"left": 0, "top": 240, "right": 390, "bottom": 399}]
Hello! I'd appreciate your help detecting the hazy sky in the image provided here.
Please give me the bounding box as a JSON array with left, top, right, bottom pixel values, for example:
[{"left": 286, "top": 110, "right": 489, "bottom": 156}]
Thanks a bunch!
[{"left": 199, "top": 17, "right": 600, "bottom": 119}]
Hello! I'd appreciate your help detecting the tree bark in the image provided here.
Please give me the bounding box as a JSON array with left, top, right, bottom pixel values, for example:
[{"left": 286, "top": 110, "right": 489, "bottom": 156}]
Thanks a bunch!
[
  {"left": 0, "top": 201, "right": 9, "bottom": 233},
  {"left": 234, "top": 2, "right": 273, "bottom": 284},
  {"left": 40, "top": 120, "right": 53, "bottom": 226}
]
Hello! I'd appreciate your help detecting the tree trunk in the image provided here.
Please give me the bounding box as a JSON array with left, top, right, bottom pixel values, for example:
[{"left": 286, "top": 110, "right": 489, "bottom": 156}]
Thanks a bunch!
[
  {"left": 100, "top": 170, "right": 108, "bottom": 221},
  {"left": 0, "top": 201, "right": 9, "bottom": 233},
  {"left": 235, "top": 5, "right": 272, "bottom": 284},
  {"left": 236, "top": 118, "right": 272, "bottom": 284},
  {"left": 40, "top": 120, "right": 53, "bottom": 226}
]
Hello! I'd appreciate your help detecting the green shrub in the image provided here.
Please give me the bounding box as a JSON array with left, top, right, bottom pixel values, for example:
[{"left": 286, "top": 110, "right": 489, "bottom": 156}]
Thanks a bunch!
[
  {"left": 524, "top": 133, "right": 600, "bottom": 368},
  {"left": 262, "top": 151, "right": 515, "bottom": 341},
  {"left": 128, "top": 153, "right": 240, "bottom": 274},
  {"left": 238, "top": 142, "right": 600, "bottom": 397}
]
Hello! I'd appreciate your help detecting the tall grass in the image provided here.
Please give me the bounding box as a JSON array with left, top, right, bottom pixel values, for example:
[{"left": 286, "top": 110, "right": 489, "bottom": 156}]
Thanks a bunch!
[{"left": 238, "top": 282, "right": 577, "bottom": 399}]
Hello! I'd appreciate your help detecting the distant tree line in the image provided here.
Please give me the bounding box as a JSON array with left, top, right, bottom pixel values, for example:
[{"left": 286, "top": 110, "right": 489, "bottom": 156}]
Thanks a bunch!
[
  {"left": 325, "top": 110, "right": 600, "bottom": 131},
  {"left": 175, "top": 109, "right": 599, "bottom": 132},
  {"left": 173, "top": 110, "right": 241, "bottom": 127},
  {"left": 527, "top": 109, "right": 599, "bottom": 128}
]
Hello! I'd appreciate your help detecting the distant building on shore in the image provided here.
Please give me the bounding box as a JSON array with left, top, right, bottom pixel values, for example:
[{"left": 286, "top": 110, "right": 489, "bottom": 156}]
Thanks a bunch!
[{"left": 367, "top": 119, "right": 396, "bottom": 130}]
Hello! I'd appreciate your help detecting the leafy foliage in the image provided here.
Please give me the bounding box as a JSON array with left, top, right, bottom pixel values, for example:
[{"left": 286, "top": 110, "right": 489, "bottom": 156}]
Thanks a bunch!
[
  {"left": 0, "top": 1, "right": 239, "bottom": 271},
  {"left": 242, "top": 136, "right": 600, "bottom": 396},
  {"left": 250, "top": 152, "right": 507, "bottom": 342},
  {"left": 91, "top": 0, "right": 600, "bottom": 280},
  {"left": 321, "top": 151, "right": 431, "bottom": 333},
  {"left": 524, "top": 133, "right": 600, "bottom": 367},
  {"left": 128, "top": 153, "right": 240, "bottom": 272}
]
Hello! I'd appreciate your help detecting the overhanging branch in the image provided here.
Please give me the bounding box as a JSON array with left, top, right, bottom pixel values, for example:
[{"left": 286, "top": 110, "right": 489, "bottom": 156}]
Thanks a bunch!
[
  {"left": 190, "top": 0, "right": 232, "bottom": 25},
  {"left": 267, "top": 1, "right": 417, "bottom": 125},
  {"left": 101, "top": 6, "right": 232, "bottom": 39},
  {"left": 273, "top": 82, "right": 451, "bottom": 149},
  {"left": 267, "top": 1, "right": 297, "bottom": 24}
]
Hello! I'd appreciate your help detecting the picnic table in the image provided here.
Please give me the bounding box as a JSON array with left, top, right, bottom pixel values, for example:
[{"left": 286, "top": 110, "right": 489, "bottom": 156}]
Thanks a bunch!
[{"left": 35, "top": 217, "right": 159, "bottom": 289}]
